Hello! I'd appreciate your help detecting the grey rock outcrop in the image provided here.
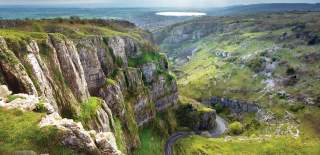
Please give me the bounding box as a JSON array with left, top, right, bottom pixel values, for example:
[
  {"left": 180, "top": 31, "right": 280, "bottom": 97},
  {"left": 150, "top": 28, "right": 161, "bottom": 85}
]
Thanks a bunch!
[
  {"left": 177, "top": 103, "right": 217, "bottom": 131},
  {"left": 204, "top": 97, "right": 260, "bottom": 113},
  {"left": 87, "top": 102, "right": 115, "bottom": 133},
  {"left": 24, "top": 40, "right": 59, "bottom": 111},
  {"left": 99, "top": 83, "right": 125, "bottom": 117},
  {"left": 0, "top": 93, "right": 39, "bottom": 111},
  {"left": 204, "top": 97, "right": 275, "bottom": 123},
  {"left": 0, "top": 85, "right": 54, "bottom": 113},
  {"left": 150, "top": 75, "right": 178, "bottom": 111},
  {"left": 39, "top": 113, "right": 122, "bottom": 155},
  {"left": 77, "top": 37, "right": 107, "bottom": 94},
  {"left": 49, "top": 34, "right": 90, "bottom": 103},
  {"left": 0, "top": 37, "right": 38, "bottom": 95},
  {"left": 198, "top": 110, "right": 216, "bottom": 130},
  {"left": 141, "top": 63, "right": 157, "bottom": 83},
  {"left": 154, "top": 19, "right": 221, "bottom": 45}
]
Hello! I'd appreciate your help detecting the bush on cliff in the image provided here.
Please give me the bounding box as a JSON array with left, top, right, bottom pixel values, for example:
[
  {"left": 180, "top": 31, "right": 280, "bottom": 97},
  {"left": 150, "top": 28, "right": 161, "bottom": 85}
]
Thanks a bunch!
[
  {"left": 77, "top": 97, "right": 102, "bottom": 127},
  {"left": 229, "top": 121, "right": 244, "bottom": 135}
]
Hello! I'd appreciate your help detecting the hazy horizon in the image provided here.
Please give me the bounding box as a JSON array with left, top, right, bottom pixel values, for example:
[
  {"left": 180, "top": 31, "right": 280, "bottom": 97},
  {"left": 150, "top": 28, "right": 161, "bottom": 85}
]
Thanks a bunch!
[{"left": 0, "top": 0, "right": 319, "bottom": 8}]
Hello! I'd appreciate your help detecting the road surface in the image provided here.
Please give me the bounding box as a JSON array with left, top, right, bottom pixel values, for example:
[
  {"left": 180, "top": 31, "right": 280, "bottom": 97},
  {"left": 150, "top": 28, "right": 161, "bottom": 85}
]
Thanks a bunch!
[
  {"left": 209, "top": 115, "right": 228, "bottom": 137},
  {"left": 164, "top": 115, "right": 227, "bottom": 155}
]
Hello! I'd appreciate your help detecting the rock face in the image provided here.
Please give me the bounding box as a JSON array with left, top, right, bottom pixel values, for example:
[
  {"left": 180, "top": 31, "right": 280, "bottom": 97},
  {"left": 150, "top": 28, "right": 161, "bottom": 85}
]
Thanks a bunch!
[
  {"left": 0, "top": 37, "right": 38, "bottom": 95},
  {"left": 154, "top": 17, "right": 222, "bottom": 46},
  {"left": 0, "top": 19, "right": 178, "bottom": 154},
  {"left": 204, "top": 97, "right": 260, "bottom": 114},
  {"left": 204, "top": 97, "right": 275, "bottom": 123},
  {"left": 198, "top": 110, "right": 216, "bottom": 130},
  {"left": 77, "top": 37, "right": 107, "bottom": 95},
  {"left": 87, "top": 101, "right": 115, "bottom": 133},
  {"left": 177, "top": 103, "right": 216, "bottom": 131},
  {"left": 98, "top": 83, "right": 125, "bottom": 118},
  {"left": 108, "top": 36, "right": 138, "bottom": 67},
  {"left": 49, "top": 34, "right": 90, "bottom": 103}
]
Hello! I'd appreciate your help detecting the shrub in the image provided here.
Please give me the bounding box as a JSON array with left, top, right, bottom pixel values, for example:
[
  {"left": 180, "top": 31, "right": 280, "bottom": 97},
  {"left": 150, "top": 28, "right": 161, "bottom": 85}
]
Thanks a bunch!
[
  {"left": 115, "top": 56, "right": 124, "bottom": 67},
  {"left": 229, "top": 121, "right": 243, "bottom": 135},
  {"left": 34, "top": 100, "right": 46, "bottom": 113},
  {"left": 105, "top": 78, "right": 117, "bottom": 86},
  {"left": 247, "top": 57, "right": 265, "bottom": 73},
  {"left": 289, "top": 104, "right": 305, "bottom": 112},
  {"left": 6, "top": 95, "right": 20, "bottom": 102},
  {"left": 286, "top": 67, "right": 296, "bottom": 75},
  {"left": 78, "top": 97, "right": 102, "bottom": 127},
  {"left": 214, "top": 103, "right": 224, "bottom": 113}
]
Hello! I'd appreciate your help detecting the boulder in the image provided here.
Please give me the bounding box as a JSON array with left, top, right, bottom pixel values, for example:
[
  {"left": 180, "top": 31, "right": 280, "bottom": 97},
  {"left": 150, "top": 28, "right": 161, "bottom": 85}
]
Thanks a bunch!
[{"left": 0, "top": 85, "right": 12, "bottom": 99}]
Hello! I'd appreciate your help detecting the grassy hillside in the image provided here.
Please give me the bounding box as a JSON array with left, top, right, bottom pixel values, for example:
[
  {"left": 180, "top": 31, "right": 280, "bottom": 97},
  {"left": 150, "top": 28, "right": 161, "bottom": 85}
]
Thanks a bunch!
[
  {"left": 157, "top": 11, "right": 320, "bottom": 154},
  {"left": 164, "top": 12, "right": 320, "bottom": 110},
  {"left": 174, "top": 135, "right": 320, "bottom": 155}
]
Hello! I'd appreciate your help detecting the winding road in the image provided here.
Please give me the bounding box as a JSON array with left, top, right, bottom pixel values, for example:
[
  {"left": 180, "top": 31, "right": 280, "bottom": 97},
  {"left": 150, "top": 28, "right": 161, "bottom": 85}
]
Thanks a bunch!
[{"left": 164, "top": 115, "right": 227, "bottom": 155}]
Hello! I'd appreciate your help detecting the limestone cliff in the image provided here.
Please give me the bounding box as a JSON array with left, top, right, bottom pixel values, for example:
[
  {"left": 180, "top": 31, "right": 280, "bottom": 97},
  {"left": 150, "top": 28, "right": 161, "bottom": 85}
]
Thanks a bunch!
[{"left": 0, "top": 19, "right": 178, "bottom": 154}]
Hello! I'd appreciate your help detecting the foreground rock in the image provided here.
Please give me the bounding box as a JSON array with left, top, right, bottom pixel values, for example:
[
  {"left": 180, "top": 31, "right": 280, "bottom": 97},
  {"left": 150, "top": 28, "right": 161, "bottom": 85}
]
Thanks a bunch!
[
  {"left": 0, "top": 85, "right": 54, "bottom": 113},
  {"left": 40, "top": 113, "right": 122, "bottom": 155}
]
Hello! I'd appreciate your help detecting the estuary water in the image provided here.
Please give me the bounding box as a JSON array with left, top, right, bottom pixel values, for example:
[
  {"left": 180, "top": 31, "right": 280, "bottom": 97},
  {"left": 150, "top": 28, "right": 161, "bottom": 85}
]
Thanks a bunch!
[{"left": 156, "top": 12, "right": 206, "bottom": 17}]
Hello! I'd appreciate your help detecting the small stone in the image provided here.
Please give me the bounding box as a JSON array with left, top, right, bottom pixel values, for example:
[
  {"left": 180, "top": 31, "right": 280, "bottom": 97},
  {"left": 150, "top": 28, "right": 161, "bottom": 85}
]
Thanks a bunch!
[{"left": 0, "top": 85, "right": 12, "bottom": 99}]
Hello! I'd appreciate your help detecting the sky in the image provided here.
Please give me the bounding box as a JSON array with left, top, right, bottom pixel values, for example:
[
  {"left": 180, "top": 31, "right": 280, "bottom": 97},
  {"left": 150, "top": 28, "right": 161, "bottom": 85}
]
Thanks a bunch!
[{"left": 0, "top": 0, "right": 319, "bottom": 7}]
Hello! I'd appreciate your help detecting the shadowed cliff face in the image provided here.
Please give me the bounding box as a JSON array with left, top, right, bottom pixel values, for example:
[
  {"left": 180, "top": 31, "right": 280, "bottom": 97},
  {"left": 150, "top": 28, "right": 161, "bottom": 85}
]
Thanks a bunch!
[{"left": 0, "top": 19, "right": 178, "bottom": 154}]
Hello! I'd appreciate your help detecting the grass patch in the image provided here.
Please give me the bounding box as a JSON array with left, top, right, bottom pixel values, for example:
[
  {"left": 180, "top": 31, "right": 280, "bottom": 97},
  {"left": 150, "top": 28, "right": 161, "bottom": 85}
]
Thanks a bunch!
[
  {"left": 128, "top": 52, "right": 165, "bottom": 67},
  {"left": 133, "top": 108, "right": 179, "bottom": 155},
  {"left": 173, "top": 135, "right": 320, "bottom": 155},
  {"left": 113, "top": 117, "right": 128, "bottom": 154},
  {"left": 105, "top": 78, "right": 117, "bottom": 86},
  {"left": 6, "top": 95, "right": 25, "bottom": 103},
  {"left": 133, "top": 127, "right": 165, "bottom": 155},
  {"left": 0, "top": 108, "right": 76, "bottom": 154}
]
